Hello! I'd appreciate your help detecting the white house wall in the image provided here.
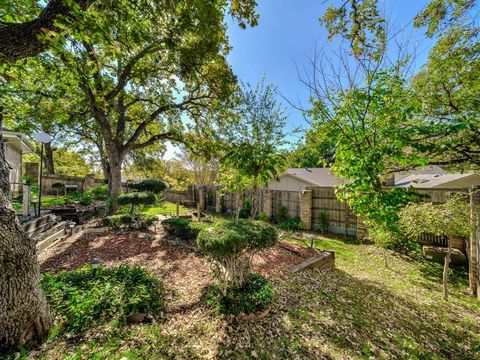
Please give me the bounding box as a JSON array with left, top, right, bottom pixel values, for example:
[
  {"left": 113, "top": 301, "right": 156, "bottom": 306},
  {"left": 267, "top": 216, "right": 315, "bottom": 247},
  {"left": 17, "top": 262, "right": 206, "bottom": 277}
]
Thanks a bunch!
[{"left": 5, "top": 143, "right": 22, "bottom": 193}]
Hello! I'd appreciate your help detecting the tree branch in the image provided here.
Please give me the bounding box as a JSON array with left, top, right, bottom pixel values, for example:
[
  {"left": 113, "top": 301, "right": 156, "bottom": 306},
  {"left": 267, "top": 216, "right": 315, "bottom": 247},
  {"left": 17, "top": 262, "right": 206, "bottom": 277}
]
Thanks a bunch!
[{"left": 0, "top": 0, "right": 95, "bottom": 62}]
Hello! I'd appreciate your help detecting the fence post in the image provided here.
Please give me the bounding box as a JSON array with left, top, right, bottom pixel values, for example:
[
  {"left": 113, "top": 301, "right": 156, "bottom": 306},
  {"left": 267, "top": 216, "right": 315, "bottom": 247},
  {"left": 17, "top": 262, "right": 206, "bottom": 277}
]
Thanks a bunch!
[
  {"left": 22, "top": 184, "right": 30, "bottom": 217},
  {"left": 263, "top": 190, "right": 273, "bottom": 219},
  {"left": 469, "top": 186, "right": 479, "bottom": 297},
  {"left": 215, "top": 191, "right": 222, "bottom": 213},
  {"left": 476, "top": 213, "right": 480, "bottom": 300},
  {"left": 300, "top": 189, "right": 312, "bottom": 230}
]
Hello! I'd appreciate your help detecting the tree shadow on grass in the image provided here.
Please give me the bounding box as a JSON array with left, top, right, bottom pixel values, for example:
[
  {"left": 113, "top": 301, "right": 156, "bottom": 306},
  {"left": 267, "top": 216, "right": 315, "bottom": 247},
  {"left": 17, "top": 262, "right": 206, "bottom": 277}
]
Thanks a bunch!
[{"left": 216, "top": 268, "right": 480, "bottom": 360}]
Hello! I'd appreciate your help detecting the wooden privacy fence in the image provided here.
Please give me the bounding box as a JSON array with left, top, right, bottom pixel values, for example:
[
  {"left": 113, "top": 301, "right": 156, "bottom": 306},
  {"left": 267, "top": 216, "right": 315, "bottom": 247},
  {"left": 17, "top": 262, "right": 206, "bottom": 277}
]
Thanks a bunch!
[
  {"left": 164, "top": 189, "right": 194, "bottom": 205},
  {"left": 163, "top": 184, "right": 471, "bottom": 240},
  {"left": 311, "top": 187, "right": 358, "bottom": 236}
]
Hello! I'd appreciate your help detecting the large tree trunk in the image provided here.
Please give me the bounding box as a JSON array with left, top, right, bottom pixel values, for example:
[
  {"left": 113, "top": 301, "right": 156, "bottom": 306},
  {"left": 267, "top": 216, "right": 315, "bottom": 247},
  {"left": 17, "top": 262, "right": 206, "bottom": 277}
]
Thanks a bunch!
[
  {"left": 106, "top": 149, "right": 123, "bottom": 198},
  {"left": 43, "top": 142, "right": 55, "bottom": 175},
  {"left": 0, "top": 122, "right": 52, "bottom": 351},
  {"left": 99, "top": 148, "right": 109, "bottom": 181},
  {"left": 0, "top": 0, "right": 95, "bottom": 63}
]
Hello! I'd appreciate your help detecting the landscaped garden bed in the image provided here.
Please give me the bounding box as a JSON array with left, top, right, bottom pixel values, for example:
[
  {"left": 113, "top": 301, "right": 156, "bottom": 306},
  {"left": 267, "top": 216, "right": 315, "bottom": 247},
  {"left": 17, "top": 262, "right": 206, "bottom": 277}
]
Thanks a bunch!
[{"left": 30, "top": 226, "right": 480, "bottom": 359}]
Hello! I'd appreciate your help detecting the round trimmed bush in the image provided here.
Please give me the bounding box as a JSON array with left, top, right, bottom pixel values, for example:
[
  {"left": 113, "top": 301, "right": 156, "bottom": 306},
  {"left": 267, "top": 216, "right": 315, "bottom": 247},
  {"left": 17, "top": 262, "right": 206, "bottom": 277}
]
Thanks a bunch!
[
  {"left": 128, "top": 179, "right": 167, "bottom": 194},
  {"left": 161, "top": 218, "right": 209, "bottom": 241},
  {"left": 103, "top": 213, "right": 156, "bottom": 229},
  {"left": 197, "top": 219, "right": 277, "bottom": 257},
  {"left": 51, "top": 182, "right": 65, "bottom": 189},
  {"left": 206, "top": 273, "right": 275, "bottom": 315},
  {"left": 197, "top": 220, "right": 277, "bottom": 294},
  {"left": 103, "top": 213, "right": 134, "bottom": 228},
  {"left": 117, "top": 192, "right": 156, "bottom": 207},
  {"left": 41, "top": 265, "right": 164, "bottom": 334}
]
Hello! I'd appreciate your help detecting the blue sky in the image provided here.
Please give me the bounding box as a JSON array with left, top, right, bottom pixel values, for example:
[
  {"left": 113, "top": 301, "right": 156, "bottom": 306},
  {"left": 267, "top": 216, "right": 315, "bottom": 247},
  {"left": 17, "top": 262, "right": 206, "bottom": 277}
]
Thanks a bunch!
[
  {"left": 225, "top": 0, "right": 436, "bottom": 134},
  {"left": 166, "top": 0, "right": 436, "bottom": 159}
]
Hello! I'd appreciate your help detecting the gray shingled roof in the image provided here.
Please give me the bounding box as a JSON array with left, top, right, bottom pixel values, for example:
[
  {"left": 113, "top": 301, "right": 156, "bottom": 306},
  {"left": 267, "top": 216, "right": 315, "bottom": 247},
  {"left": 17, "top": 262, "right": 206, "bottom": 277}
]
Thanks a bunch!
[
  {"left": 285, "top": 168, "right": 344, "bottom": 187},
  {"left": 284, "top": 167, "right": 479, "bottom": 190},
  {"left": 395, "top": 173, "right": 480, "bottom": 189}
]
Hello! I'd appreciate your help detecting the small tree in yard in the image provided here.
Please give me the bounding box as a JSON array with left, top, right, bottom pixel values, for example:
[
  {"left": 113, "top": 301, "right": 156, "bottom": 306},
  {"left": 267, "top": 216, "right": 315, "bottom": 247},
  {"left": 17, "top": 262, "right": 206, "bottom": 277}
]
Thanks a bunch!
[
  {"left": 51, "top": 182, "right": 65, "bottom": 196},
  {"left": 197, "top": 220, "right": 277, "bottom": 295},
  {"left": 221, "top": 79, "right": 290, "bottom": 220},
  {"left": 117, "top": 192, "right": 156, "bottom": 215},
  {"left": 104, "top": 192, "right": 156, "bottom": 229},
  {"left": 399, "top": 195, "right": 470, "bottom": 301}
]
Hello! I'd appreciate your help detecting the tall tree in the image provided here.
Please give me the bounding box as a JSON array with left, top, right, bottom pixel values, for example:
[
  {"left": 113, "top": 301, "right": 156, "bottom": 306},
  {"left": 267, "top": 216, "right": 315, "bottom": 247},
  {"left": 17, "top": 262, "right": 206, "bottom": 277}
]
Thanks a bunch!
[
  {"left": 0, "top": 0, "right": 259, "bottom": 350},
  {"left": 412, "top": 0, "right": 480, "bottom": 297},
  {"left": 221, "top": 79, "right": 290, "bottom": 219},
  {"left": 303, "top": 34, "right": 422, "bottom": 244},
  {"left": 22, "top": 0, "right": 243, "bottom": 197}
]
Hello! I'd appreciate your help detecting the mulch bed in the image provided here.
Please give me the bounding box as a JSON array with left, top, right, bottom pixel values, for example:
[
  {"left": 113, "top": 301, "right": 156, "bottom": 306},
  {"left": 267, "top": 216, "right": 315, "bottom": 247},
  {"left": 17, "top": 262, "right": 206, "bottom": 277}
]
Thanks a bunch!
[
  {"left": 277, "top": 240, "right": 319, "bottom": 258},
  {"left": 39, "top": 226, "right": 309, "bottom": 310}
]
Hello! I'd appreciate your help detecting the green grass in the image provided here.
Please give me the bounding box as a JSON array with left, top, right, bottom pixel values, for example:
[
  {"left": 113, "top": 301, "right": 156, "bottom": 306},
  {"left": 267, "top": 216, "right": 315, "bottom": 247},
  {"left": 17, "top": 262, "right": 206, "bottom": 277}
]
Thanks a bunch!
[
  {"left": 8, "top": 234, "right": 480, "bottom": 359},
  {"left": 142, "top": 201, "right": 186, "bottom": 216},
  {"left": 12, "top": 196, "right": 65, "bottom": 211}
]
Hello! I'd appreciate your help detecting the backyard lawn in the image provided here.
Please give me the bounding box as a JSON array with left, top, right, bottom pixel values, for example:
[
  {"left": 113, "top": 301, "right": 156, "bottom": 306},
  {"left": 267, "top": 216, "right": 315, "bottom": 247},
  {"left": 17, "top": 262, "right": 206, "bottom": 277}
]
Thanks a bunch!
[
  {"left": 142, "top": 202, "right": 187, "bottom": 216},
  {"left": 20, "top": 229, "right": 480, "bottom": 360},
  {"left": 12, "top": 196, "right": 66, "bottom": 211}
]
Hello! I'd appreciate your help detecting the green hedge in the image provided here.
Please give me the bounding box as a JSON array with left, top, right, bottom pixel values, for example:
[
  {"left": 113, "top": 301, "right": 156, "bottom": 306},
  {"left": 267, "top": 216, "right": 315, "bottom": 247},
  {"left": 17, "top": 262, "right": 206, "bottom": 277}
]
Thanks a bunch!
[
  {"left": 128, "top": 179, "right": 167, "bottom": 194},
  {"left": 64, "top": 191, "right": 93, "bottom": 206},
  {"left": 103, "top": 213, "right": 156, "bottom": 229},
  {"left": 41, "top": 265, "right": 164, "bottom": 334},
  {"left": 161, "top": 218, "right": 208, "bottom": 241},
  {"left": 117, "top": 192, "right": 156, "bottom": 207},
  {"left": 197, "top": 219, "right": 278, "bottom": 257},
  {"left": 277, "top": 218, "right": 303, "bottom": 231},
  {"left": 206, "top": 273, "right": 275, "bottom": 315}
]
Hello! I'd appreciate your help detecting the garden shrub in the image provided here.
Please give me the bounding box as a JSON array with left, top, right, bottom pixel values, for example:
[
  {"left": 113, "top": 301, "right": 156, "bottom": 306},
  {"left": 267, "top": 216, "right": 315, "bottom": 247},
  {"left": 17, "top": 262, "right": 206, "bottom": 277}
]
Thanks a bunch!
[
  {"left": 128, "top": 179, "right": 167, "bottom": 194},
  {"left": 41, "top": 265, "right": 164, "bottom": 334},
  {"left": 161, "top": 218, "right": 208, "bottom": 241},
  {"left": 64, "top": 191, "right": 93, "bottom": 206},
  {"left": 79, "top": 193, "right": 93, "bottom": 206},
  {"left": 206, "top": 273, "right": 275, "bottom": 315},
  {"left": 277, "top": 217, "right": 303, "bottom": 231},
  {"left": 117, "top": 192, "right": 156, "bottom": 208},
  {"left": 197, "top": 220, "right": 277, "bottom": 295},
  {"left": 316, "top": 211, "right": 330, "bottom": 234},
  {"left": 64, "top": 191, "right": 82, "bottom": 204},
  {"left": 103, "top": 213, "right": 134, "bottom": 228},
  {"left": 239, "top": 208, "right": 250, "bottom": 219},
  {"left": 89, "top": 184, "right": 108, "bottom": 200},
  {"left": 103, "top": 213, "right": 156, "bottom": 229},
  {"left": 368, "top": 225, "right": 420, "bottom": 253},
  {"left": 258, "top": 212, "right": 269, "bottom": 222},
  {"left": 276, "top": 205, "right": 288, "bottom": 221}
]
